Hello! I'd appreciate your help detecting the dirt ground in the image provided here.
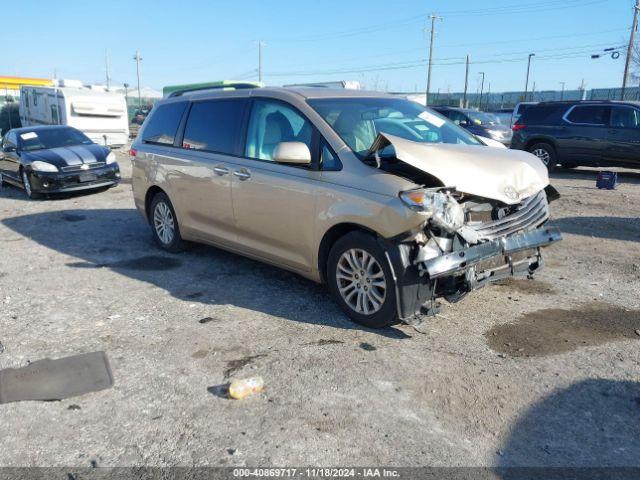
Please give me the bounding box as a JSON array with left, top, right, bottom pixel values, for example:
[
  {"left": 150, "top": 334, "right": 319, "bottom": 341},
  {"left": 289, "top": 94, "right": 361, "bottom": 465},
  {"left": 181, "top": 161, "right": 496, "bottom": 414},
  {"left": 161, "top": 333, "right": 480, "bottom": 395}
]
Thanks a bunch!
[{"left": 0, "top": 151, "right": 639, "bottom": 468}]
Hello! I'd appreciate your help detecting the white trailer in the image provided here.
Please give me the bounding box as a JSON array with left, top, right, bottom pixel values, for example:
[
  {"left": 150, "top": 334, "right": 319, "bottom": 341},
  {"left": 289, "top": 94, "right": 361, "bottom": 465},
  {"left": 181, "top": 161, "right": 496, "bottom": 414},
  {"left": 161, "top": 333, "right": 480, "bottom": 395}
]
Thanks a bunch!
[{"left": 19, "top": 80, "right": 129, "bottom": 148}]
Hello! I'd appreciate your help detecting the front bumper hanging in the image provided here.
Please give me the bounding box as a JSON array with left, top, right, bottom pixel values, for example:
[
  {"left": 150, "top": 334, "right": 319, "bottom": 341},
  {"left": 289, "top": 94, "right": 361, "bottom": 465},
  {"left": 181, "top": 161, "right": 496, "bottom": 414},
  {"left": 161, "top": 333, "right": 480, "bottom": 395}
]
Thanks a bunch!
[
  {"left": 420, "top": 226, "right": 562, "bottom": 279},
  {"left": 384, "top": 226, "right": 563, "bottom": 323}
]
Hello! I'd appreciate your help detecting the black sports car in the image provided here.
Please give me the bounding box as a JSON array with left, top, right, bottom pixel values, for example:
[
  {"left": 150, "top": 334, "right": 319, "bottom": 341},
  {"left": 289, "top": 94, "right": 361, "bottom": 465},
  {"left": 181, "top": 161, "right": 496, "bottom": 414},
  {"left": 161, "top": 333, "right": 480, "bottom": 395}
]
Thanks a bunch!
[{"left": 0, "top": 125, "right": 120, "bottom": 199}]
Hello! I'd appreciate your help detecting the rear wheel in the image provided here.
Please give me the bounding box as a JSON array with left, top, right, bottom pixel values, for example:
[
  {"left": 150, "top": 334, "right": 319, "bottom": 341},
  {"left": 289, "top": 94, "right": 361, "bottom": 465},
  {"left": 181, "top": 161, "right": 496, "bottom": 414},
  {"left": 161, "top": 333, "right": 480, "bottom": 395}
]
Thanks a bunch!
[
  {"left": 327, "top": 231, "right": 397, "bottom": 329},
  {"left": 528, "top": 142, "right": 557, "bottom": 172},
  {"left": 149, "top": 192, "right": 186, "bottom": 253}
]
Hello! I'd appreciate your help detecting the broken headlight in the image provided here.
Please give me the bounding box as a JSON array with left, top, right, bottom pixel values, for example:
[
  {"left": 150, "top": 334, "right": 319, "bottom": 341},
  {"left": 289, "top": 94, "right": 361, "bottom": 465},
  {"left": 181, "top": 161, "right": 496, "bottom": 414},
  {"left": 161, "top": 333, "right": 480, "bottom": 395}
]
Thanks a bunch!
[{"left": 399, "top": 189, "right": 465, "bottom": 233}]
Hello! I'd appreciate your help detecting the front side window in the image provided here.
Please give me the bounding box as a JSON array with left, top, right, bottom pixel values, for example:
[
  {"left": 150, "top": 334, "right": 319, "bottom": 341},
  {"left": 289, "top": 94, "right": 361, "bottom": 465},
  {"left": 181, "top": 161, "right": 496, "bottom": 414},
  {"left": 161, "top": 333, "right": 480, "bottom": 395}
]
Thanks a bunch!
[
  {"left": 320, "top": 142, "right": 341, "bottom": 171},
  {"left": 447, "top": 110, "right": 468, "bottom": 125},
  {"left": 19, "top": 128, "right": 93, "bottom": 151},
  {"left": 566, "top": 105, "right": 609, "bottom": 125},
  {"left": 142, "top": 102, "right": 187, "bottom": 145},
  {"left": 308, "top": 97, "right": 480, "bottom": 157},
  {"left": 245, "top": 99, "right": 314, "bottom": 162},
  {"left": 610, "top": 107, "right": 640, "bottom": 128},
  {"left": 182, "top": 99, "right": 246, "bottom": 154}
]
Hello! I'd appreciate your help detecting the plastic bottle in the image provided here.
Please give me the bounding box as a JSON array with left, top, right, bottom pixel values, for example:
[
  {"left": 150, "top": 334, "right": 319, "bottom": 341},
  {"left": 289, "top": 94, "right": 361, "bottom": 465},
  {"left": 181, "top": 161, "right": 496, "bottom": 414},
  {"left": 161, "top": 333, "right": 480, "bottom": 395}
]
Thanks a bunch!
[{"left": 228, "top": 376, "right": 264, "bottom": 399}]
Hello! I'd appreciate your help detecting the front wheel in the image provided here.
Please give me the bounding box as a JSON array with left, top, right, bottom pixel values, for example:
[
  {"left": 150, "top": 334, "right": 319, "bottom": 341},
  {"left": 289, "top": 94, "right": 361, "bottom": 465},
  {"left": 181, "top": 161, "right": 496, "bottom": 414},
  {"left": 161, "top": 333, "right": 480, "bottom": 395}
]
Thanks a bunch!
[
  {"left": 21, "top": 169, "right": 42, "bottom": 199},
  {"left": 327, "top": 231, "right": 397, "bottom": 329},
  {"left": 528, "top": 142, "right": 557, "bottom": 172}
]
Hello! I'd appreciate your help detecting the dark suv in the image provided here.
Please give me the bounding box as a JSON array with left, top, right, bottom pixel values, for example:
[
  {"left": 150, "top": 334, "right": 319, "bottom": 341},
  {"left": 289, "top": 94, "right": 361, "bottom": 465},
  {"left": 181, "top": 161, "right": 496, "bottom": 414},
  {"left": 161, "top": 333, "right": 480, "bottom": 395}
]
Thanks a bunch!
[{"left": 511, "top": 100, "right": 640, "bottom": 171}]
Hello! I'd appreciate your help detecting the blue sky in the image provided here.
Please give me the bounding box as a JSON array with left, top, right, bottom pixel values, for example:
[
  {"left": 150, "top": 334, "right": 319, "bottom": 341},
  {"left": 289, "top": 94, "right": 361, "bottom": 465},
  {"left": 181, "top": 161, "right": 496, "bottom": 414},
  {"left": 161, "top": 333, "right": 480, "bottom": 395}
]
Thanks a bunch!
[{"left": 4, "top": 0, "right": 634, "bottom": 93}]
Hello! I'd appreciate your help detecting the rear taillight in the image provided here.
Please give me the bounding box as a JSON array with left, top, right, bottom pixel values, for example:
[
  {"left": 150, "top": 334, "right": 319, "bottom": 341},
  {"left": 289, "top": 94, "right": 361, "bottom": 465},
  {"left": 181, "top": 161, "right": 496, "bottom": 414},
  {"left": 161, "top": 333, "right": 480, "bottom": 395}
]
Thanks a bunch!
[
  {"left": 129, "top": 147, "right": 137, "bottom": 158},
  {"left": 512, "top": 124, "right": 526, "bottom": 131}
]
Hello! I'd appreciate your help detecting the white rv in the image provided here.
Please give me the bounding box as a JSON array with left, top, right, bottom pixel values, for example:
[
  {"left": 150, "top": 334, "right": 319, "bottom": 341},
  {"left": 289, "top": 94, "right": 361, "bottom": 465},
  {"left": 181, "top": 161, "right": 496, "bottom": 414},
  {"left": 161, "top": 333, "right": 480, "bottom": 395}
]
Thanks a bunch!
[{"left": 19, "top": 79, "right": 129, "bottom": 148}]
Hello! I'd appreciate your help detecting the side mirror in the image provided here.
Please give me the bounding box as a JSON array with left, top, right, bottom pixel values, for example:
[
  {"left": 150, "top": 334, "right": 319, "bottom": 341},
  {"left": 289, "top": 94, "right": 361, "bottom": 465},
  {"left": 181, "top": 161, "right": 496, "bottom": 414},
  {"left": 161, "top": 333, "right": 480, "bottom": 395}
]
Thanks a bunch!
[{"left": 273, "top": 142, "right": 311, "bottom": 165}]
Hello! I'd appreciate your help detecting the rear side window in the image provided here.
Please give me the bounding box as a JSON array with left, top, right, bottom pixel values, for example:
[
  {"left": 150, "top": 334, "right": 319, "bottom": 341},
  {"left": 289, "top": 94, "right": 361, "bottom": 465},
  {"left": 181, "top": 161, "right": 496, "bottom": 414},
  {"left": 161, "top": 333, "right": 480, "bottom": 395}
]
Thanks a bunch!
[
  {"left": 610, "top": 106, "right": 640, "bottom": 128},
  {"left": 566, "top": 105, "right": 608, "bottom": 125},
  {"left": 182, "top": 99, "right": 246, "bottom": 154},
  {"left": 518, "top": 105, "right": 564, "bottom": 125},
  {"left": 142, "top": 102, "right": 187, "bottom": 145}
]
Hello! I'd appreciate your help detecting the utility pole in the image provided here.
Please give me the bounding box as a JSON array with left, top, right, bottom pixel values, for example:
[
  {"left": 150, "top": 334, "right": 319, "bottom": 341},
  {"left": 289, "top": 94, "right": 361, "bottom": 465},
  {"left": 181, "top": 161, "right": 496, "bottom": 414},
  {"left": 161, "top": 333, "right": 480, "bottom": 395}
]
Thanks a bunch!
[
  {"left": 258, "top": 41, "right": 266, "bottom": 83},
  {"left": 425, "top": 14, "right": 443, "bottom": 106},
  {"left": 559, "top": 81, "right": 566, "bottom": 101},
  {"left": 463, "top": 54, "right": 470, "bottom": 108},
  {"left": 133, "top": 51, "right": 143, "bottom": 108},
  {"left": 105, "top": 49, "right": 111, "bottom": 89},
  {"left": 622, "top": 0, "right": 640, "bottom": 100},
  {"left": 579, "top": 78, "right": 587, "bottom": 100},
  {"left": 478, "top": 72, "right": 485, "bottom": 110},
  {"left": 524, "top": 53, "right": 535, "bottom": 101}
]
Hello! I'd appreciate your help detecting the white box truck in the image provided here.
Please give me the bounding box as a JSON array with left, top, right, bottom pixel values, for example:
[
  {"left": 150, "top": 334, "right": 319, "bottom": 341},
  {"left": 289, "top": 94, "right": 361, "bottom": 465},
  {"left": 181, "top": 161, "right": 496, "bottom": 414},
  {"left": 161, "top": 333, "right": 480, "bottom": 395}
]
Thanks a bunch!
[{"left": 19, "top": 79, "right": 129, "bottom": 148}]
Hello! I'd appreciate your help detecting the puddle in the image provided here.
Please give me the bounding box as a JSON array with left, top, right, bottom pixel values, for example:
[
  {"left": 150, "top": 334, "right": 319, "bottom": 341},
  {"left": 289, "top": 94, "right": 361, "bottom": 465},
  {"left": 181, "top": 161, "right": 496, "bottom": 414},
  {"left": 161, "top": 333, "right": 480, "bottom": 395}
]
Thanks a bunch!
[
  {"left": 359, "top": 342, "right": 377, "bottom": 351},
  {"left": 223, "top": 354, "right": 266, "bottom": 380},
  {"left": 198, "top": 316, "right": 221, "bottom": 324},
  {"left": 493, "top": 278, "right": 556, "bottom": 295},
  {"left": 486, "top": 303, "right": 640, "bottom": 357}
]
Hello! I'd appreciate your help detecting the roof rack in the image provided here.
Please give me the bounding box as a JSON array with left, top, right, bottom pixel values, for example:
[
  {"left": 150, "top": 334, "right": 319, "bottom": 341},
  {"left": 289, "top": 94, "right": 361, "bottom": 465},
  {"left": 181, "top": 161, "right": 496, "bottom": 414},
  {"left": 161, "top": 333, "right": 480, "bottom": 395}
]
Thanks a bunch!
[{"left": 168, "top": 82, "right": 261, "bottom": 98}]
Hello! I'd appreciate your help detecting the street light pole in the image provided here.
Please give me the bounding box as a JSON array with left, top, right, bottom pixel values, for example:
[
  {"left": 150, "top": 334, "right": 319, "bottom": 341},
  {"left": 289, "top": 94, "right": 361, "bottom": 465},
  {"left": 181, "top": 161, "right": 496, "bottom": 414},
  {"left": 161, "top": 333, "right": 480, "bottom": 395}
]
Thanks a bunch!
[
  {"left": 462, "top": 54, "right": 470, "bottom": 108},
  {"left": 133, "top": 51, "right": 143, "bottom": 109},
  {"left": 478, "top": 72, "right": 485, "bottom": 110},
  {"left": 559, "top": 81, "right": 566, "bottom": 101},
  {"left": 524, "top": 53, "right": 535, "bottom": 102},
  {"left": 425, "top": 14, "right": 443, "bottom": 106},
  {"left": 258, "top": 41, "right": 266, "bottom": 83}
]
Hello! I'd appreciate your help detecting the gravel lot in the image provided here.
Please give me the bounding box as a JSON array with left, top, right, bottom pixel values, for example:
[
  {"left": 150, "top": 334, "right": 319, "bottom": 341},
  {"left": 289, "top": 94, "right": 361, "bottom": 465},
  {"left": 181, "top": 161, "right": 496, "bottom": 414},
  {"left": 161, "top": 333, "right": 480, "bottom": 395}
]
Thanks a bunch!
[{"left": 0, "top": 150, "right": 639, "bottom": 468}]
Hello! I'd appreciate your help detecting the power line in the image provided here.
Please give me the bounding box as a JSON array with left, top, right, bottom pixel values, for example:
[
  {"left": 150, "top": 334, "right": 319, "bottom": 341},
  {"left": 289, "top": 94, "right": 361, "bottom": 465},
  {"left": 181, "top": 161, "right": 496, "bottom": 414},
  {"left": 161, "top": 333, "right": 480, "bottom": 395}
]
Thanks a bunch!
[
  {"left": 266, "top": 42, "right": 626, "bottom": 77},
  {"left": 270, "top": 0, "right": 606, "bottom": 43}
]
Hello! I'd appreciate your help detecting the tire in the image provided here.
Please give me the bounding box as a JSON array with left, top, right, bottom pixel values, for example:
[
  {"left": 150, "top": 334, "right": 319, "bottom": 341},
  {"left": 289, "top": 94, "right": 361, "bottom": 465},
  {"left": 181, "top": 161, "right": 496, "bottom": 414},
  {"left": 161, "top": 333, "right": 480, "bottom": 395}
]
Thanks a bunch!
[
  {"left": 528, "top": 142, "right": 557, "bottom": 172},
  {"left": 327, "top": 231, "right": 398, "bottom": 329},
  {"left": 21, "top": 169, "right": 42, "bottom": 199},
  {"left": 149, "top": 192, "right": 186, "bottom": 253}
]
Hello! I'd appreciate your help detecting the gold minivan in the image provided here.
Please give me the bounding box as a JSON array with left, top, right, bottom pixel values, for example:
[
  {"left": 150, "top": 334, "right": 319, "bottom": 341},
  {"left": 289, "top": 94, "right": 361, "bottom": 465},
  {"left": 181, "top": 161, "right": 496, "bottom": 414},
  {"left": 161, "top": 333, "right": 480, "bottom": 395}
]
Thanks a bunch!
[{"left": 131, "top": 86, "right": 561, "bottom": 328}]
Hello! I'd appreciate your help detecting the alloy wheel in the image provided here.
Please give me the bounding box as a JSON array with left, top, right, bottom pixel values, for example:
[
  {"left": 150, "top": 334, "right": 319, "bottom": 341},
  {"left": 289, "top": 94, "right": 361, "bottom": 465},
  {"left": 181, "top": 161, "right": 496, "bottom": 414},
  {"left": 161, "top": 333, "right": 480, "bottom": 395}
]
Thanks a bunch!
[
  {"left": 153, "top": 201, "right": 175, "bottom": 245},
  {"left": 532, "top": 148, "right": 550, "bottom": 165},
  {"left": 336, "top": 248, "right": 387, "bottom": 315},
  {"left": 22, "top": 170, "right": 32, "bottom": 197}
]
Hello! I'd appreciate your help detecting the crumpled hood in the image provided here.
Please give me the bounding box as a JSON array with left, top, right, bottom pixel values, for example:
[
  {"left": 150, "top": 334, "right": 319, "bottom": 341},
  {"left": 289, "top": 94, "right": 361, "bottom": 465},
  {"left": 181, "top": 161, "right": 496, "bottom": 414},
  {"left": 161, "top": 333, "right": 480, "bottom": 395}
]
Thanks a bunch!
[{"left": 376, "top": 133, "right": 549, "bottom": 205}]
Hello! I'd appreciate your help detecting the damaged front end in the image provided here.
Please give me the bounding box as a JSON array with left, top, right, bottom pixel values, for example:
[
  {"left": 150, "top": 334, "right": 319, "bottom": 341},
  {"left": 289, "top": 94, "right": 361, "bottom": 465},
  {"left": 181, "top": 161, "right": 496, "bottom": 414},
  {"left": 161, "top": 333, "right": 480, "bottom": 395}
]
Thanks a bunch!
[{"left": 367, "top": 134, "right": 563, "bottom": 323}]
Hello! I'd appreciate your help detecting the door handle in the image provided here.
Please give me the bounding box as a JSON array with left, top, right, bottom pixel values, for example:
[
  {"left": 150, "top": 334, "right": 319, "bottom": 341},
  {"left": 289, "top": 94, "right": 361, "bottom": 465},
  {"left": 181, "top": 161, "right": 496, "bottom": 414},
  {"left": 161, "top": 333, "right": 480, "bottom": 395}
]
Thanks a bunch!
[
  {"left": 213, "top": 165, "right": 229, "bottom": 176},
  {"left": 233, "top": 169, "right": 251, "bottom": 181}
]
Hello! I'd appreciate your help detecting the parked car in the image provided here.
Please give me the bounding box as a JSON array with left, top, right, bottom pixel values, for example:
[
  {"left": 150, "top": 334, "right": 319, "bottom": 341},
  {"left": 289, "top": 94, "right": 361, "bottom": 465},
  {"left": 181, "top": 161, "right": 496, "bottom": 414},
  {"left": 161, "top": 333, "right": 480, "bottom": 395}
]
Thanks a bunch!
[
  {"left": 131, "top": 86, "right": 561, "bottom": 328},
  {"left": 512, "top": 102, "right": 538, "bottom": 126},
  {"left": 0, "top": 125, "right": 120, "bottom": 199},
  {"left": 490, "top": 108, "right": 515, "bottom": 126},
  {"left": 511, "top": 100, "right": 640, "bottom": 171},
  {"left": 431, "top": 107, "right": 513, "bottom": 146}
]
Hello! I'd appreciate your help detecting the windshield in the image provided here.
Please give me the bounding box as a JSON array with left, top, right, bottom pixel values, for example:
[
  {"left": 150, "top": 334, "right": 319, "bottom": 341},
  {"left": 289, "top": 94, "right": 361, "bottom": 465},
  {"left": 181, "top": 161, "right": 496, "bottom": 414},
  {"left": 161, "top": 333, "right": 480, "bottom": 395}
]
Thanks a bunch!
[
  {"left": 308, "top": 97, "right": 481, "bottom": 157},
  {"left": 19, "top": 128, "right": 93, "bottom": 151},
  {"left": 466, "top": 111, "right": 500, "bottom": 126}
]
